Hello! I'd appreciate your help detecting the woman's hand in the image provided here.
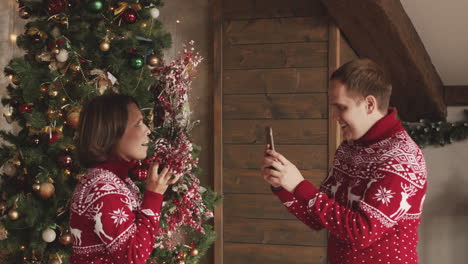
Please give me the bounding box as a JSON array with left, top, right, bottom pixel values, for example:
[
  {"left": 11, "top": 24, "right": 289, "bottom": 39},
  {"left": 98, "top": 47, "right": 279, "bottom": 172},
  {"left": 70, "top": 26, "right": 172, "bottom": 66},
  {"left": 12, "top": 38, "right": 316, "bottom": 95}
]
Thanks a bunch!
[{"left": 145, "top": 163, "right": 181, "bottom": 194}]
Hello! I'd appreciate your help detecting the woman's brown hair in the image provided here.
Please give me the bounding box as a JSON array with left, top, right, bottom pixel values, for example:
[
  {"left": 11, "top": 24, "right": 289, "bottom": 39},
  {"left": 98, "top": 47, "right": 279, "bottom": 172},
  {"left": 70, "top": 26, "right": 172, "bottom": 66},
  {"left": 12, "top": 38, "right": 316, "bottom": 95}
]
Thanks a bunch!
[{"left": 77, "top": 93, "right": 138, "bottom": 167}]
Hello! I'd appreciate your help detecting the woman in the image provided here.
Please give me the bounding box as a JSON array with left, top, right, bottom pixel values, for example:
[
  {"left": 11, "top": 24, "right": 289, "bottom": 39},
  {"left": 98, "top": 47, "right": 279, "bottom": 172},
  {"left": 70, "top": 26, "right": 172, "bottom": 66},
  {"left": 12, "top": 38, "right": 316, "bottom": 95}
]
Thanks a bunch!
[{"left": 69, "top": 93, "right": 180, "bottom": 263}]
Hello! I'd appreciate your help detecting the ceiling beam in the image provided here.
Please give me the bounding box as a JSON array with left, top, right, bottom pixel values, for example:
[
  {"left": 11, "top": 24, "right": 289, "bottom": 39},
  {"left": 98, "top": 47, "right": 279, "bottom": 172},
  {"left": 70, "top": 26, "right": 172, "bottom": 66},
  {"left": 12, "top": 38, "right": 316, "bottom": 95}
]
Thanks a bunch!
[{"left": 321, "top": 0, "right": 446, "bottom": 121}]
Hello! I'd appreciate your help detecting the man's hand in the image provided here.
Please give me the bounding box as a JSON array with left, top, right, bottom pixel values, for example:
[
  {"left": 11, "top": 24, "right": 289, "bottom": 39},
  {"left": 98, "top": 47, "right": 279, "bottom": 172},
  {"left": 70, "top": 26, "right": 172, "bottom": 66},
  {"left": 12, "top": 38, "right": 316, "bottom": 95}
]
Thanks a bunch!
[{"left": 261, "top": 145, "right": 304, "bottom": 192}]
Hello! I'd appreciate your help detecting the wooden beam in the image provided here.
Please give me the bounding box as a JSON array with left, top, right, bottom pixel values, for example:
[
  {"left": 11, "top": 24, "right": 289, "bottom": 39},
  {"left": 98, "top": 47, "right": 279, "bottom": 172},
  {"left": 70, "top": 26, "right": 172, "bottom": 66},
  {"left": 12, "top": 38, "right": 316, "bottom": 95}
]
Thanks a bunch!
[
  {"left": 321, "top": 0, "right": 446, "bottom": 121},
  {"left": 445, "top": 86, "right": 468, "bottom": 106},
  {"left": 212, "top": 0, "right": 223, "bottom": 262}
]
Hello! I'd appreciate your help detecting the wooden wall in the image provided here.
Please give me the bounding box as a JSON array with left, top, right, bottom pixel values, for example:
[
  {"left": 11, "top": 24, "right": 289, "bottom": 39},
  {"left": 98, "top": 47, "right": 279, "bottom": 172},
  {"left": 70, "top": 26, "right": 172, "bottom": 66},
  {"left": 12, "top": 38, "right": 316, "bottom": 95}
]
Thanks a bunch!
[{"left": 215, "top": 0, "right": 333, "bottom": 263}]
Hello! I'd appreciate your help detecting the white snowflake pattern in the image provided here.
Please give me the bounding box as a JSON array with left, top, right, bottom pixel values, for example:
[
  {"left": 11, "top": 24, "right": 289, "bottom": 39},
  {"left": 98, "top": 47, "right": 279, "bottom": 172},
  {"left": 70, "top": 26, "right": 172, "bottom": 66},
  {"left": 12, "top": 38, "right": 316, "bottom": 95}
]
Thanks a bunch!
[
  {"left": 373, "top": 186, "right": 395, "bottom": 205},
  {"left": 109, "top": 208, "right": 129, "bottom": 225}
]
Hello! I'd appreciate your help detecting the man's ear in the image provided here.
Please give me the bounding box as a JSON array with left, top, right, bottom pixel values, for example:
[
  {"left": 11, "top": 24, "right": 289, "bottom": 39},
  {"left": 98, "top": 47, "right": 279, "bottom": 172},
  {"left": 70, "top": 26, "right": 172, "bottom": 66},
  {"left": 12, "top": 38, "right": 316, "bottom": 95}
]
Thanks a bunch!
[{"left": 365, "top": 95, "right": 378, "bottom": 114}]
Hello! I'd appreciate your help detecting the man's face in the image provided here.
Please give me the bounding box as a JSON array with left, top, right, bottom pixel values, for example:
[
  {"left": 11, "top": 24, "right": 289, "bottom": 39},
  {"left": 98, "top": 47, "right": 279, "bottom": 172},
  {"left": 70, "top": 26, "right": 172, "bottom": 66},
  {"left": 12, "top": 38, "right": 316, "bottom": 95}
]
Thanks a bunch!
[{"left": 330, "top": 80, "right": 372, "bottom": 141}]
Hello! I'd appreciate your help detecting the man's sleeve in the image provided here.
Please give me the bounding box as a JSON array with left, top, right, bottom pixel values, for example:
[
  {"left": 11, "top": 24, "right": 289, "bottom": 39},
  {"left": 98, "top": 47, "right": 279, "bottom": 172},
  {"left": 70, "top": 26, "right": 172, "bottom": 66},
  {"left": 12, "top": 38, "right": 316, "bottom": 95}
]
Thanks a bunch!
[
  {"left": 86, "top": 190, "right": 163, "bottom": 263},
  {"left": 273, "top": 188, "right": 323, "bottom": 231},
  {"left": 293, "top": 166, "right": 426, "bottom": 249}
]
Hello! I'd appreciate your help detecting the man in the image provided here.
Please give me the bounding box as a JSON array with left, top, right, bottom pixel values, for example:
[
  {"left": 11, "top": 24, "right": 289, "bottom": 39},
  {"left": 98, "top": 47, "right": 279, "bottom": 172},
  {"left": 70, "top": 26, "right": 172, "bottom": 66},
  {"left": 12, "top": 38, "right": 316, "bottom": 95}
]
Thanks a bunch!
[{"left": 261, "top": 59, "right": 427, "bottom": 264}]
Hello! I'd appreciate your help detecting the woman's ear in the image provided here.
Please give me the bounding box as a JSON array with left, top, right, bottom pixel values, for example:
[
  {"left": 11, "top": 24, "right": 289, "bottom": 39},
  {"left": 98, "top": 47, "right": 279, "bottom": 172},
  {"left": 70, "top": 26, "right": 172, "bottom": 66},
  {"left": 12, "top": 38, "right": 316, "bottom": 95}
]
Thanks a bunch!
[{"left": 365, "top": 95, "right": 378, "bottom": 114}]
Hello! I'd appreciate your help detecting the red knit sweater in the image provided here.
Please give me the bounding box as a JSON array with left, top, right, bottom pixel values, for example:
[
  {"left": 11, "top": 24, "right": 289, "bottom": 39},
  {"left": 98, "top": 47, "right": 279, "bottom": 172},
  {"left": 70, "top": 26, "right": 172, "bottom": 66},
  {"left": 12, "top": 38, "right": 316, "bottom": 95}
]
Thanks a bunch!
[
  {"left": 69, "top": 159, "right": 163, "bottom": 264},
  {"left": 273, "top": 109, "right": 427, "bottom": 264}
]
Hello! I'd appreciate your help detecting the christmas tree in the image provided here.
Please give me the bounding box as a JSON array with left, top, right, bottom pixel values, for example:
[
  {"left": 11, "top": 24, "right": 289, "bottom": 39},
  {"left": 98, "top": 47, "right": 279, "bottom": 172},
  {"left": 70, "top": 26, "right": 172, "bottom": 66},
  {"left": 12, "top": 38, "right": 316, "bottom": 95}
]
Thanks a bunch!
[{"left": 0, "top": 1, "right": 219, "bottom": 263}]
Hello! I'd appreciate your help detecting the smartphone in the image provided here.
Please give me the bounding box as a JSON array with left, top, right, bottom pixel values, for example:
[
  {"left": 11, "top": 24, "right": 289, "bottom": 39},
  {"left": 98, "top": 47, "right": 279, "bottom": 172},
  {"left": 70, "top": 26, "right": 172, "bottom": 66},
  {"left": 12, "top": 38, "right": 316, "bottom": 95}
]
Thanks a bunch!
[{"left": 265, "top": 126, "right": 275, "bottom": 151}]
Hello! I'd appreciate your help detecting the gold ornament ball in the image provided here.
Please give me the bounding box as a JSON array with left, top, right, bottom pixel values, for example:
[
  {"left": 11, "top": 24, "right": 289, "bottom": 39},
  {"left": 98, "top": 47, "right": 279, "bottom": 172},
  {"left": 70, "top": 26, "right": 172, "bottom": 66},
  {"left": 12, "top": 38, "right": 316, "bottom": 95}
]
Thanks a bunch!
[
  {"left": 48, "top": 89, "right": 59, "bottom": 97},
  {"left": 51, "top": 47, "right": 60, "bottom": 55},
  {"left": 32, "top": 183, "right": 41, "bottom": 192},
  {"left": 48, "top": 260, "right": 60, "bottom": 264},
  {"left": 8, "top": 209, "right": 19, "bottom": 220},
  {"left": 19, "top": 8, "right": 30, "bottom": 19},
  {"left": 0, "top": 202, "right": 6, "bottom": 214},
  {"left": 19, "top": 245, "right": 26, "bottom": 251},
  {"left": 47, "top": 109, "right": 57, "bottom": 119},
  {"left": 69, "top": 64, "right": 81, "bottom": 73},
  {"left": 59, "top": 233, "right": 73, "bottom": 245},
  {"left": 99, "top": 40, "right": 110, "bottom": 51},
  {"left": 11, "top": 75, "right": 20, "bottom": 85},
  {"left": 35, "top": 51, "right": 51, "bottom": 63},
  {"left": 147, "top": 55, "right": 160, "bottom": 66},
  {"left": 3, "top": 161, "right": 17, "bottom": 177},
  {"left": 63, "top": 169, "right": 71, "bottom": 177},
  {"left": 190, "top": 248, "right": 199, "bottom": 256},
  {"left": 38, "top": 182, "right": 55, "bottom": 200},
  {"left": 67, "top": 111, "right": 80, "bottom": 129}
]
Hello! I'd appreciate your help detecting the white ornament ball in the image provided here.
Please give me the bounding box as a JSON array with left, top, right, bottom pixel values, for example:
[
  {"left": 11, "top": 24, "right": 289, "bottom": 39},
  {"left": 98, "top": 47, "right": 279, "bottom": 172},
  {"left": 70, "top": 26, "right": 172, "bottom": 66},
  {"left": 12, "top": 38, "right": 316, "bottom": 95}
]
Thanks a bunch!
[
  {"left": 150, "top": 8, "right": 160, "bottom": 19},
  {"left": 42, "top": 228, "right": 56, "bottom": 243},
  {"left": 56, "top": 49, "right": 69, "bottom": 63},
  {"left": 2, "top": 162, "right": 17, "bottom": 177},
  {"left": 50, "top": 26, "right": 61, "bottom": 38}
]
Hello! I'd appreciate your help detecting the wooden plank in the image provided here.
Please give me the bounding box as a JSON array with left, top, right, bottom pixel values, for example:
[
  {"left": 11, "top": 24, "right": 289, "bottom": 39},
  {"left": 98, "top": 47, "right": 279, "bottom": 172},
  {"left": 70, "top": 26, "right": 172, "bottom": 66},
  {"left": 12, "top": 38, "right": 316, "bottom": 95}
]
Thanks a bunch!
[
  {"left": 328, "top": 22, "right": 342, "bottom": 170},
  {"left": 223, "top": 94, "right": 328, "bottom": 119},
  {"left": 212, "top": 0, "right": 223, "bottom": 262},
  {"left": 224, "top": 218, "right": 327, "bottom": 246},
  {"left": 223, "top": 168, "right": 326, "bottom": 194},
  {"left": 444, "top": 85, "right": 468, "bottom": 106},
  {"left": 223, "top": 119, "right": 327, "bottom": 145},
  {"left": 224, "top": 42, "right": 328, "bottom": 70},
  {"left": 223, "top": 0, "right": 327, "bottom": 20},
  {"left": 224, "top": 243, "right": 326, "bottom": 264},
  {"left": 321, "top": 0, "right": 446, "bottom": 121},
  {"left": 224, "top": 68, "right": 328, "bottom": 94},
  {"left": 224, "top": 193, "right": 295, "bottom": 219},
  {"left": 223, "top": 145, "right": 328, "bottom": 170},
  {"left": 224, "top": 17, "right": 328, "bottom": 45}
]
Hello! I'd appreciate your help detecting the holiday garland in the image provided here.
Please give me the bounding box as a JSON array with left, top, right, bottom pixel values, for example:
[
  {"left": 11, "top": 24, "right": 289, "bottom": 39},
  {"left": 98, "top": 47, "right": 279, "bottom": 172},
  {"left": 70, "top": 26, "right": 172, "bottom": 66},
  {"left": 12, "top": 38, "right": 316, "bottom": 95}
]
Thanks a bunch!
[
  {"left": 0, "top": 1, "right": 219, "bottom": 263},
  {"left": 403, "top": 109, "right": 468, "bottom": 147}
]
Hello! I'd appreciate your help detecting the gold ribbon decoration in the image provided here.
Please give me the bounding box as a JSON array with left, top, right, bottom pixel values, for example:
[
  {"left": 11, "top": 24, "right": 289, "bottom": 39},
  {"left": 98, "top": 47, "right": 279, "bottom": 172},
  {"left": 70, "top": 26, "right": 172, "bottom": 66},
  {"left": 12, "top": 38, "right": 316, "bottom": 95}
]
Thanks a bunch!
[
  {"left": 114, "top": 1, "right": 142, "bottom": 16},
  {"left": 48, "top": 13, "right": 69, "bottom": 27}
]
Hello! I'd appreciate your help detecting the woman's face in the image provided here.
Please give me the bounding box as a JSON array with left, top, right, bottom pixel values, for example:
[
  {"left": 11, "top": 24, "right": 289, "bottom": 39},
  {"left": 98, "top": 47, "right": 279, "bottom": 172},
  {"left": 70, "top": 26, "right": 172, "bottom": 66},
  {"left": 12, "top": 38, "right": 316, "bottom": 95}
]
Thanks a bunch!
[{"left": 115, "top": 103, "right": 150, "bottom": 161}]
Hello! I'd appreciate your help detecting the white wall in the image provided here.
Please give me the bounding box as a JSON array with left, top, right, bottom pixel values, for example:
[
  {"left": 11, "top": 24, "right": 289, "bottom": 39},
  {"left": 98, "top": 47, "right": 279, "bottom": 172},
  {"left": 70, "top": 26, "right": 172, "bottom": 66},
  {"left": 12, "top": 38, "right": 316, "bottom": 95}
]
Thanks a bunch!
[
  {"left": 400, "top": 0, "right": 468, "bottom": 85},
  {"left": 418, "top": 106, "right": 468, "bottom": 263}
]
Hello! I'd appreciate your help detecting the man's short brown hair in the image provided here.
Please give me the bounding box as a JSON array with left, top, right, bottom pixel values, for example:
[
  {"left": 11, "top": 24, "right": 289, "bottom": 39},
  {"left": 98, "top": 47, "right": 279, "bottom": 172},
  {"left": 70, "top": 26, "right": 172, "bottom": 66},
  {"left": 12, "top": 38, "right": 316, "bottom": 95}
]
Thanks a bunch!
[
  {"left": 77, "top": 93, "right": 138, "bottom": 167},
  {"left": 331, "top": 58, "right": 392, "bottom": 112}
]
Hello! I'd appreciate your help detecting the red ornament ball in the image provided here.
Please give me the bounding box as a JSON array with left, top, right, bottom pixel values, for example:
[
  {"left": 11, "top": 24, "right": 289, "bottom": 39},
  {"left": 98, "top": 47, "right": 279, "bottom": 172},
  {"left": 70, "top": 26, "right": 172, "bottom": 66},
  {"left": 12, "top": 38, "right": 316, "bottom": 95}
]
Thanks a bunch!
[
  {"left": 47, "top": 0, "right": 69, "bottom": 14},
  {"left": 48, "top": 132, "right": 61, "bottom": 144},
  {"left": 18, "top": 104, "right": 32, "bottom": 114},
  {"left": 130, "top": 166, "right": 148, "bottom": 181},
  {"left": 57, "top": 153, "right": 73, "bottom": 167},
  {"left": 122, "top": 9, "right": 138, "bottom": 24}
]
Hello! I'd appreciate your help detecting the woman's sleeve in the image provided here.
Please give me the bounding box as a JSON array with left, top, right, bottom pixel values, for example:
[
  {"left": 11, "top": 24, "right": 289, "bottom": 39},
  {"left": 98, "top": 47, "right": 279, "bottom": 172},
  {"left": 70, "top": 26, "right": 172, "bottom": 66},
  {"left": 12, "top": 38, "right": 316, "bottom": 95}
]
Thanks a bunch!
[{"left": 86, "top": 190, "right": 163, "bottom": 264}]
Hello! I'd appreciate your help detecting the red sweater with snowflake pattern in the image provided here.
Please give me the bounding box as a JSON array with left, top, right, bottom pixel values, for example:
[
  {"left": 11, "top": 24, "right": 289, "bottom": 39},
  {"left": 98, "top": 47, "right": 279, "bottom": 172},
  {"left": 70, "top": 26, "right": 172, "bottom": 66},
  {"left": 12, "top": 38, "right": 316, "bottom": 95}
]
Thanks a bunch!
[
  {"left": 69, "top": 159, "right": 163, "bottom": 264},
  {"left": 273, "top": 109, "right": 427, "bottom": 264}
]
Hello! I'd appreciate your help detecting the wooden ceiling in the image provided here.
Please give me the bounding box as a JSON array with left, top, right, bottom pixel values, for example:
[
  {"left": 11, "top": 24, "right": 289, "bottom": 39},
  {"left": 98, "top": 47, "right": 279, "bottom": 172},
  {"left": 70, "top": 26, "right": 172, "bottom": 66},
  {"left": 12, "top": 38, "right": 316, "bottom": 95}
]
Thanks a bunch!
[{"left": 321, "top": 0, "right": 447, "bottom": 121}]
